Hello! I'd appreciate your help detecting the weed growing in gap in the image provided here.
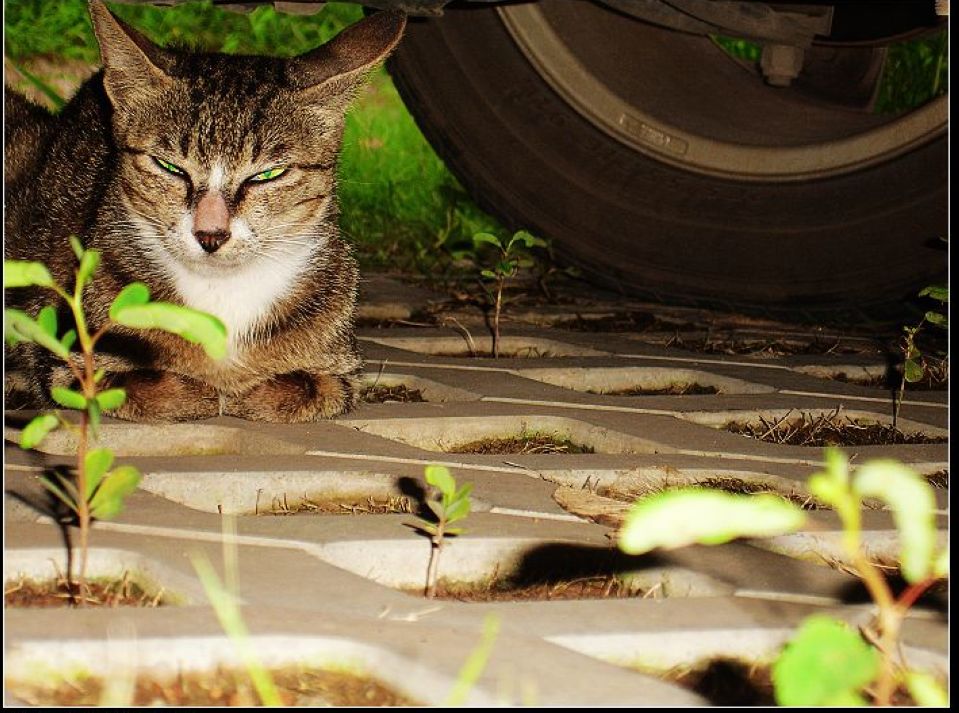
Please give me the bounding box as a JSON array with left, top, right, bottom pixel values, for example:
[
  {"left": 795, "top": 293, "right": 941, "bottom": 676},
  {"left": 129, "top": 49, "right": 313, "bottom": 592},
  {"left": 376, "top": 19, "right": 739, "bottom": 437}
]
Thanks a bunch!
[
  {"left": 895, "top": 281, "right": 948, "bottom": 428},
  {"left": 409, "top": 465, "right": 472, "bottom": 599},
  {"left": 472, "top": 230, "right": 547, "bottom": 357},
  {"left": 4, "top": 239, "right": 226, "bottom": 603},
  {"left": 618, "top": 448, "right": 948, "bottom": 706}
]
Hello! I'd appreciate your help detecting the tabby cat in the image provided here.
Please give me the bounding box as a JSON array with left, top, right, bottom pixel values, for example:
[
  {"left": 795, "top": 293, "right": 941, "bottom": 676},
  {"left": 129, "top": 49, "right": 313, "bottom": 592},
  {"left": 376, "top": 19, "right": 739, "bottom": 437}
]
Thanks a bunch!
[{"left": 4, "top": 0, "right": 405, "bottom": 423}]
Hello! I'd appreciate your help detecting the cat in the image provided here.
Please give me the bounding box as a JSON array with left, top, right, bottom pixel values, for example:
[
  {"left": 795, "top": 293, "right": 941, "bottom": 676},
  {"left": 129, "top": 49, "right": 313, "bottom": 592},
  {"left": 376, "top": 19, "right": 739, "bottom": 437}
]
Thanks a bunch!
[{"left": 4, "top": 0, "right": 405, "bottom": 423}]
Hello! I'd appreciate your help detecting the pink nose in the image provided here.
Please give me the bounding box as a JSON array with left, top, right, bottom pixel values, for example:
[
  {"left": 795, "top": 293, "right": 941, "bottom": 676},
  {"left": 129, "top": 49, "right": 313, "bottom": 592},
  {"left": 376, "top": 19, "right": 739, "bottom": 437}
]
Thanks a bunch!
[{"left": 193, "top": 191, "right": 231, "bottom": 253}]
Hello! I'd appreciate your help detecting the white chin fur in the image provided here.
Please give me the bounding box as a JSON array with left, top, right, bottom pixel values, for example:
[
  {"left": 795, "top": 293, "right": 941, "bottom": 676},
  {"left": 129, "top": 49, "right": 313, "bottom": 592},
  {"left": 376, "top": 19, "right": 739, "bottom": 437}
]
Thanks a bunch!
[{"left": 160, "top": 216, "right": 318, "bottom": 348}]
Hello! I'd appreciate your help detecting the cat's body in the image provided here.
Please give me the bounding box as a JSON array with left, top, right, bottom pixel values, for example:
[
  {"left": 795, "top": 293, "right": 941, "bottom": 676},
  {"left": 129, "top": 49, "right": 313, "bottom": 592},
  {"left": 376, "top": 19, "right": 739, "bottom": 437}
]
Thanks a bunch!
[{"left": 5, "top": 1, "right": 405, "bottom": 422}]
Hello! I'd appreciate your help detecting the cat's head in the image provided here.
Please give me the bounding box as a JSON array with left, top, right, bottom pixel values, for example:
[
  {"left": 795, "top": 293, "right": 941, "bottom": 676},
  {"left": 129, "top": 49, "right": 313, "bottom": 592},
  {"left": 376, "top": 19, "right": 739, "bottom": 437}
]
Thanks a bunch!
[{"left": 88, "top": 0, "right": 404, "bottom": 274}]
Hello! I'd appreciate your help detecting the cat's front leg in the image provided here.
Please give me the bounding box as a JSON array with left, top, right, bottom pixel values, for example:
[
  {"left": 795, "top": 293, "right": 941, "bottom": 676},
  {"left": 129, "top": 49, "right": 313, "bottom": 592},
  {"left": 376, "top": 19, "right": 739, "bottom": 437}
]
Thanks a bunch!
[
  {"left": 93, "top": 369, "right": 220, "bottom": 422},
  {"left": 223, "top": 371, "right": 358, "bottom": 423}
]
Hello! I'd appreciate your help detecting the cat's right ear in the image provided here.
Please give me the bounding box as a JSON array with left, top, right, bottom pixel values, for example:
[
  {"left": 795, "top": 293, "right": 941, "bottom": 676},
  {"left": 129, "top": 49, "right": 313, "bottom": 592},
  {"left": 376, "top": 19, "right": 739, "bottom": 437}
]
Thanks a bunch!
[{"left": 89, "top": 0, "right": 172, "bottom": 106}]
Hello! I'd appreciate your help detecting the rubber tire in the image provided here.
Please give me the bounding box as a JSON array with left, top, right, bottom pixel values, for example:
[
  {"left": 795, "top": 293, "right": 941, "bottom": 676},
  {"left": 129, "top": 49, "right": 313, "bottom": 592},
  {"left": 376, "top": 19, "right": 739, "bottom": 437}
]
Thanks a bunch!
[{"left": 388, "top": 7, "right": 947, "bottom": 323}]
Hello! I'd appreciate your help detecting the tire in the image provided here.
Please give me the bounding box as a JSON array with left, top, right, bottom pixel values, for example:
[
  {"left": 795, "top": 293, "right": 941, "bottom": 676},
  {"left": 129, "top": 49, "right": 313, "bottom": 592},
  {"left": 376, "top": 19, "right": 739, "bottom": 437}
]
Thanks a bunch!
[{"left": 388, "top": 1, "right": 947, "bottom": 322}]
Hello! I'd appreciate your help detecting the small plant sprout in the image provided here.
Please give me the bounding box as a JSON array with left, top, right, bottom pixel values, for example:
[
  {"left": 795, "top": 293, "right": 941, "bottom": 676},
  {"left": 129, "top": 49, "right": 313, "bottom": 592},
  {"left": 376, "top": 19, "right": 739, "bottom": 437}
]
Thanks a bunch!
[
  {"left": 617, "top": 448, "right": 948, "bottom": 706},
  {"left": 472, "top": 230, "right": 547, "bottom": 357},
  {"left": 4, "top": 238, "right": 227, "bottom": 603},
  {"left": 410, "top": 465, "right": 473, "bottom": 598},
  {"left": 895, "top": 282, "right": 948, "bottom": 428}
]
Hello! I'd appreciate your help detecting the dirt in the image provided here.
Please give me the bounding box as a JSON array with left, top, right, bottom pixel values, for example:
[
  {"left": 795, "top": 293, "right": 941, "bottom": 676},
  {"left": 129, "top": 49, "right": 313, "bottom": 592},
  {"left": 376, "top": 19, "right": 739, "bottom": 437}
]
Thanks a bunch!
[
  {"left": 263, "top": 494, "right": 415, "bottom": 516},
  {"left": 552, "top": 312, "right": 695, "bottom": 333},
  {"left": 592, "top": 383, "right": 719, "bottom": 396},
  {"left": 406, "top": 575, "right": 646, "bottom": 602},
  {"left": 664, "top": 334, "right": 879, "bottom": 358},
  {"left": 725, "top": 410, "right": 946, "bottom": 447},
  {"left": 649, "top": 658, "right": 776, "bottom": 706},
  {"left": 450, "top": 433, "right": 594, "bottom": 455},
  {"left": 7, "top": 666, "right": 416, "bottom": 706},
  {"left": 361, "top": 384, "right": 427, "bottom": 403},
  {"left": 4, "top": 573, "right": 166, "bottom": 609},
  {"left": 832, "top": 365, "right": 948, "bottom": 392},
  {"left": 925, "top": 470, "right": 948, "bottom": 488},
  {"left": 437, "top": 346, "right": 557, "bottom": 359}
]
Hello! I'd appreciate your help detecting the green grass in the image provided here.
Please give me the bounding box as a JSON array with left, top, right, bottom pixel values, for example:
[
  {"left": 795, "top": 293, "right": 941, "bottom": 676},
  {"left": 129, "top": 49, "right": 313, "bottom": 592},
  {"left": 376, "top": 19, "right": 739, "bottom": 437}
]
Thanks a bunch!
[{"left": 4, "top": 0, "right": 503, "bottom": 274}]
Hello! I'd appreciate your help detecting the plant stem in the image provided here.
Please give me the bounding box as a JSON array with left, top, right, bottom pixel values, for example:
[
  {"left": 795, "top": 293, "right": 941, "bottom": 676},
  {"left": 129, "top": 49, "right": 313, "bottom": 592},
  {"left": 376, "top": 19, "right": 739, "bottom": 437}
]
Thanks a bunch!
[
  {"left": 492, "top": 279, "right": 503, "bottom": 358},
  {"left": 425, "top": 529, "right": 444, "bottom": 599},
  {"left": 852, "top": 552, "right": 901, "bottom": 705}
]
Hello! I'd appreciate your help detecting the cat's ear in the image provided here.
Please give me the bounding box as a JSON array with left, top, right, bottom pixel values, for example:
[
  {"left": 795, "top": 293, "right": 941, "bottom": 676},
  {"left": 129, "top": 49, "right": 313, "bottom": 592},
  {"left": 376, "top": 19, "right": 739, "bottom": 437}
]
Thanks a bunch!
[
  {"left": 88, "top": 0, "right": 172, "bottom": 106},
  {"left": 289, "top": 10, "right": 406, "bottom": 105}
]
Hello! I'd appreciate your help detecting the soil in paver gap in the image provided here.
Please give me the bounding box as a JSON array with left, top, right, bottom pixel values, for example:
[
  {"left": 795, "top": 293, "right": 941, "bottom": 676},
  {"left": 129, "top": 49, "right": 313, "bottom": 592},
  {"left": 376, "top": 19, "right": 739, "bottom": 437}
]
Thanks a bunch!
[
  {"left": 7, "top": 666, "right": 416, "bottom": 706},
  {"left": 664, "top": 333, "right": 879, "bottom": 357},
  {"left": 643, "top": 659, "right": 926, "bottom": 706},
  {"left": 552, "top": 312, "right": 697, "bottom": 333},
  {"left": 450, "top": 432, "right": 594, "bottom": 454},
  {"left": 435, "top": 346, "right": 557, "bottom": 358},
  {"left": 361, "top": 384, "right": 426, "bottom": 403},
  {"left": 591, "top": 383, "right": 719, "bottom": 396},
  {"left": 925, "top": 470, "right": 948, "bottom": 488},
  {"left": 405, "top": 574, "right": 645, "bottom": 602},
  {"left": 264, "top": 493, "right": 415, "bottom": 516},
  {"left": 4, "top": 573, "right": 165, "bottom": 608},
  {"left": 831, "top": 364, "right": 948, "bottom": 392},
  {"left": 725, "top": 411, "right": 946, "bottom": 447},
  {"left": 604, "top": 476, "right": 825, "bottom": 510}
]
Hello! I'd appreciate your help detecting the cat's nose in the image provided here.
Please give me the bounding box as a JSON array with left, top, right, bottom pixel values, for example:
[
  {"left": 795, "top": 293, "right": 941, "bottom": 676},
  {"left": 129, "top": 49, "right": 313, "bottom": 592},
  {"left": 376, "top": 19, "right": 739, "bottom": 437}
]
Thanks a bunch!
[{"left": 193, "top": 191, "right": 231, "bottom": 253}]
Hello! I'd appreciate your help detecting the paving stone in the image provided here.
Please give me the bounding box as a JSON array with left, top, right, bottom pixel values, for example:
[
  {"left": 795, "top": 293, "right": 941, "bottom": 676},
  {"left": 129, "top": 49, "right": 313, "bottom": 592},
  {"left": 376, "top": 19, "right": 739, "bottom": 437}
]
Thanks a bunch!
[{"left": 5, "top": 279, "right": 948, "bottom": 705}]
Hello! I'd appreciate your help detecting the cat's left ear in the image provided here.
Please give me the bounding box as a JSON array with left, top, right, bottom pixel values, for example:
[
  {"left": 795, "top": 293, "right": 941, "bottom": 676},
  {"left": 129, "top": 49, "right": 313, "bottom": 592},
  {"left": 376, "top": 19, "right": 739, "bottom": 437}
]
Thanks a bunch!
[
  {"left": 289, "top": 10, "right": 406, "bottom": 105},
  {"left": 89, "top": 0, "right": 172, "bottom": 107}
]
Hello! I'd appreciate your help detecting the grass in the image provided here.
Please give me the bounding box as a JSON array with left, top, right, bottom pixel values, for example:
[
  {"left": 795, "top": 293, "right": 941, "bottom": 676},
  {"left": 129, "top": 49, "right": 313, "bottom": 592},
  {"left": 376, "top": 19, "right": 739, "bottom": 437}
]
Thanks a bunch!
[
  {"left": 3, "top": 0, "right": 503, "bottom": 274},
  {"left": 450, "top": 432, "right": 594, "bottom": 455},
  {"left": 724, "top": 409, "right": 947, "bottom": 447},
  {"left": 4, "top": 572, "right": 166, "bottom": 608}
]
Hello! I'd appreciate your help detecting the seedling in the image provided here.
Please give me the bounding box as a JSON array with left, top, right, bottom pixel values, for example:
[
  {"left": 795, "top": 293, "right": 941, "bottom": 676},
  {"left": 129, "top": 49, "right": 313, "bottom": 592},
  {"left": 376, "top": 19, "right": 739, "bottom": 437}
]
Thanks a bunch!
[
  {"left": 472, "top": 230, "right": 548, "bottom": 357},
  {"left": 618, "top": 448, "right": 948, "bottom": 706},
  {"left": 409, "top": 465, "right": 472, "bottom": 598},
  {"left": 894, "top": 282, "right": 948, "bottom": 428},
  {"left": 4, "top": 238, "right": 226, "bottom": 602}
]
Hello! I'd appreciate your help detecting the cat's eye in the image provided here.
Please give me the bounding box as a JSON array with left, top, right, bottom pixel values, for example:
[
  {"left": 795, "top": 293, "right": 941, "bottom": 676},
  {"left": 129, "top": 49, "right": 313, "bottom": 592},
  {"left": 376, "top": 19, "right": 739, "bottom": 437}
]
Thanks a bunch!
[
  {"left": 247, "top": 167, "right": 287, "bottom": 183},
  {"left": 152, "top": 157, "right": 185, "bottom": 176}
]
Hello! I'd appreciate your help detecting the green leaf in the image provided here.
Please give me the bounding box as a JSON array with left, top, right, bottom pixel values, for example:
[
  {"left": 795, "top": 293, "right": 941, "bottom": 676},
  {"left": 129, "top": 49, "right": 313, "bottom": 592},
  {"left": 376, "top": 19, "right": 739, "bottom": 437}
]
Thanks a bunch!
[
  {"left": 932, "top": 546, "right": 948, "bottom": 578},
  {"left": 39, "top": 475, "right": 79, "bottom": 514},
  {"left": 95, "top": 388, "right": 126, "bottom": 411},
  {"left": 76, "top": 249, "right": 101, "bottom": 291},
  {"left": 113, "top": 302, "right": 227, "bottom": 360},
  {"left": 93, "top": 368, "right": 106, "bottom": 384},
  {"left": 20, "top": 414, "right": 60, "bottom": 449},
  {"left": 445, "top": 526, "right": 464, "bottom": 536},
  {"left": 50, "top": 386, "right": 87, "bottom": 410},
  {"left": 84, "top": 447, "right": 114, "bottom": 499},
  {"left": 853, "top": 461, "right": 937, "bottom": 583},
  {"left": 925, "top": 310, "right": 947, "bottom": 327},
  {"left": 109, "top": 282, "right": 151, "bottom": 320},
  {"left": 89, "top": 465, "right": 141, "bottom": 520},
  {"left": 904, "top": 671, "right": 948, "bottom": 707},
  {"left": 36, "top": 306, "right": 57, "bottom": 337},
  {"left": 618, "top": 489, "right": 805, "bottom": 555},
  {"left": 60, "top": 329, "right": 77, "bottom": 352},
  {"left": 480, "top": 269, "right": 497, "bottom": 279},
  {"left": 425, "top": 465, "right": 456, "bottom": 498},
  {"left": 88, "top": 398, "right": 102, "bottom": 439},
  {"left": 4, "top": 309, "right": 69, "bottom": 359},
  {"left": 772, "top": 615, "right": 879, "bottom": 706},
  {"left": 426, "top": 499, "right": 445, "bottom": 521},
  {"left": 472, "top": 232, "right": 503, "bottom": 250},
  {"left": 904, "top": 359, "right": 925, "bottom": 383},
  {"left": 507, "top": 230, "right": 546, "bottom": 251},
  {"left": 413, "top": 519, "right": 438, "bottom": 536},
  {"left": 445, "top": 493, "right": 472, "bottom": 524},
  {"left": 3, "top": 260, "right": 53, "bottom": 289},
  {"left": 918, "top": 284, "right": 948, "bottom": 303},
  {"left": 69, "top": 236, "right": 85, "bottom": 261}
]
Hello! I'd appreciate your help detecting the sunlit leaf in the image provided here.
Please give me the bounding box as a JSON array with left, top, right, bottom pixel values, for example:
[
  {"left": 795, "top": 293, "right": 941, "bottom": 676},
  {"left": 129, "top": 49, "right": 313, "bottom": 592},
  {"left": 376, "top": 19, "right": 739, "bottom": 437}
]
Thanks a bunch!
[
  {"left": 904, "top": 359, "right": 925, "bottom": 383},
  {"left": 618, "top": 489, "right": 805, "bottom": 555},
  {"left": 772, "top": 615, "right": 879, "bottom": 706},
  {"left": 20, "top": 413, "right": 59, "bottom": 449},
  {"left": 905, "top": 671, "right": 948, "bottom": 707},
  {"left": 4, "top": 308, "right": 69, "bottom": 359},
  {"left": 109, "top": 282, "right": 151, "bottom": 320},
  {"left": 40, "top": 475, "right": 78, "bottom": 514},
  {"left": 36, "top": 306, "right": 57, "bottom": 337},
  {"left": 95, "top": 388, "right": 126, "bottom": 411},
  {"left": 112, "top": 302, "right": 227, "bottom": 360},
  {"left": 853, "top": 461, "right": 937, "bottom": 582},
  {"left": 3, "top": 260, "right": 53, "bottom": 288},
  {"left": 68, "top": 236, "right": 85, "bottom": 261},
  {"left": 84, "top": 447, "right": 114, "bottom": 499},
  {"left": 60, "top": 329, "right": 77, "bottom": 352},
  {"left": 932, "top": 546, "right": 948, "bottom": 578},
  {"left": 89, "top": 465, "right": 141, "bottom": 520},
  {"left": 425, "top": 465, "right": 456, "bottom": 497},
  {"left": 472, "top": 232, "right": 502, "bottom": 250},
  {"left": 50, "top": 386, "right": 87, "bottom": 410}
]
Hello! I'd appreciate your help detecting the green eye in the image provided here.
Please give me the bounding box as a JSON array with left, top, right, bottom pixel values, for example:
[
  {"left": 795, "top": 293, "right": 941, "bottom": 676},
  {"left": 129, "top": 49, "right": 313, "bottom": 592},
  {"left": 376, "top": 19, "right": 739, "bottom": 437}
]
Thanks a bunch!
[
  {"left": 248, "top": 167, "right": 287, "bottom": 183},
  {"left": 152, "top": 157, "right": 185, "bottom": 175}
]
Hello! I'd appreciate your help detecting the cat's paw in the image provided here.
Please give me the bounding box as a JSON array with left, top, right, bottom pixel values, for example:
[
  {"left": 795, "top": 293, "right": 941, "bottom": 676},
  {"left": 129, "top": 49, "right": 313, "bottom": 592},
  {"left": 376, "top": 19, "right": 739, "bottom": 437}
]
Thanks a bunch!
[
  {"left": 99, "top": 370, "right": 220, "bottom": 422},
  {"left": 224, "top": 371, "right": 357, "bottom": 423}
]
